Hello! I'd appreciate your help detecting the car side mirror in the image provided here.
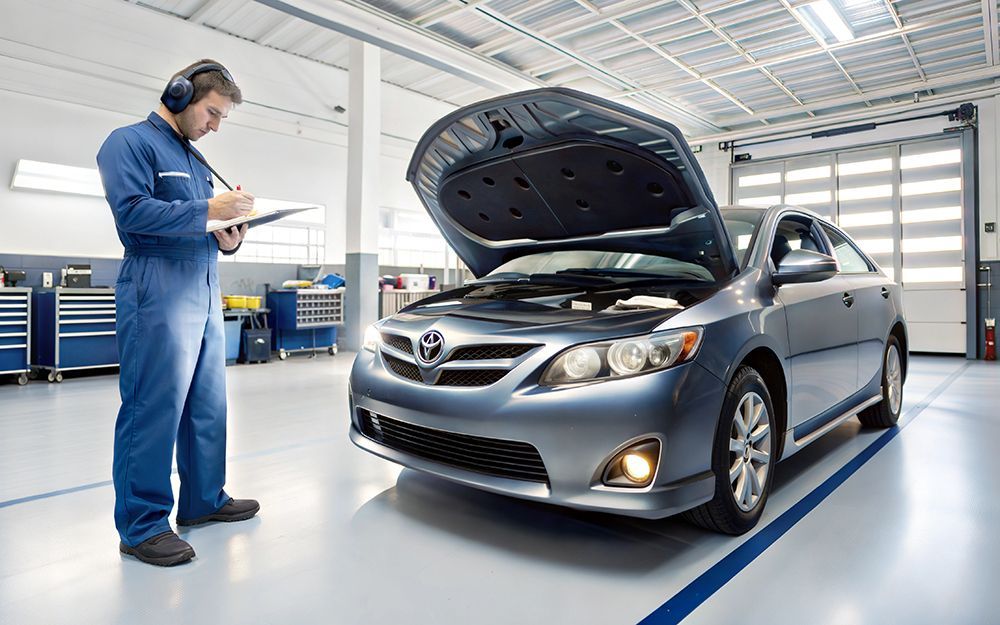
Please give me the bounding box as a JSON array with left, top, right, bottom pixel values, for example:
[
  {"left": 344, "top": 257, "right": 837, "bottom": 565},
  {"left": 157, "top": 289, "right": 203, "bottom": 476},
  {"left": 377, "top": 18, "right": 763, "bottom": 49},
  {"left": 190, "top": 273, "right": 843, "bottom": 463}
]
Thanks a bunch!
[{"left": 772, "top": 249, "right": 838, "bottom": 285}]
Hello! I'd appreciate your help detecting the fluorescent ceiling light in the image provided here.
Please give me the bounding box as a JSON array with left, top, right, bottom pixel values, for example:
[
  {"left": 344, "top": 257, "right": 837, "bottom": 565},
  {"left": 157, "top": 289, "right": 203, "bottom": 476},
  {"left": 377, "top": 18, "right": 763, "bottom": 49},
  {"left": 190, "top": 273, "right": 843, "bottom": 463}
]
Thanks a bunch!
[
  {"left": 798, "top": 0, "right": 855, "bottom": 44},
  {"left": 11, "top": 159, "right": 104, "bottom": 197}
]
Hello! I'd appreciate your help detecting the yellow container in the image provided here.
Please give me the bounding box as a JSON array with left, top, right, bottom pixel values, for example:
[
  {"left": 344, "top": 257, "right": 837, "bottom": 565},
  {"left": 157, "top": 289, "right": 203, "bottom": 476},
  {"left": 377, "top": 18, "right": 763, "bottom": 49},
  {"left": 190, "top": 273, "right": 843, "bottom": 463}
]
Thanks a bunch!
[
  {"left": 225, "top": 295, "right": 248, "bottom": 309},
  {"left": 245, "top": 296, "right": 262, "bottom": 310}
]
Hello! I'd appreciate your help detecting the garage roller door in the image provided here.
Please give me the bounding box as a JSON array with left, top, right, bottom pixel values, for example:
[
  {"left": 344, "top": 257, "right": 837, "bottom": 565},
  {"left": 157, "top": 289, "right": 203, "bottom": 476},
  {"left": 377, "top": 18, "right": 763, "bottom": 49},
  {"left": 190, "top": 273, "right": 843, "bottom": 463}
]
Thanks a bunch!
[{"left": 732, "top": 133, "right": 973, "bottom": 354}]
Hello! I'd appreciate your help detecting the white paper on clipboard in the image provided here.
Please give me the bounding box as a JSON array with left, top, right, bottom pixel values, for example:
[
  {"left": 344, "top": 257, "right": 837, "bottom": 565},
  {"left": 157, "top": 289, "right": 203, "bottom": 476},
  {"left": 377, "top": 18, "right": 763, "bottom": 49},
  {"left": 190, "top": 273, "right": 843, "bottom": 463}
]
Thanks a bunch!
[{"left": 206, "top": 206, "right": 319, "bottom": 232}]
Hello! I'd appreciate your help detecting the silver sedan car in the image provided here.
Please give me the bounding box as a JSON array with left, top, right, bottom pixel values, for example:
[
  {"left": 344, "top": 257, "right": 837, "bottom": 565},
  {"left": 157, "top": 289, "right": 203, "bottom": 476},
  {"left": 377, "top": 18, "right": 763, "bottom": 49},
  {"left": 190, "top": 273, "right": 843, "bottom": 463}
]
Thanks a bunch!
[{"left": 349, "top": 88, "right": 907, "bottom": 534}]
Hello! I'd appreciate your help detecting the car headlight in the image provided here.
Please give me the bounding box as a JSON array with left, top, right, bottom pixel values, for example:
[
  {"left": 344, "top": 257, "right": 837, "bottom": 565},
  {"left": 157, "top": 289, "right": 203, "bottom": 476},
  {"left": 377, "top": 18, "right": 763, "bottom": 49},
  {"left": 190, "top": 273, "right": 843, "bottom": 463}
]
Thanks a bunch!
[
  {"left": 540, "top": 327, "right": 703, "bottom": 386},
  {"left": 362, "top": 323, "right": 381, "bottom": 353}
]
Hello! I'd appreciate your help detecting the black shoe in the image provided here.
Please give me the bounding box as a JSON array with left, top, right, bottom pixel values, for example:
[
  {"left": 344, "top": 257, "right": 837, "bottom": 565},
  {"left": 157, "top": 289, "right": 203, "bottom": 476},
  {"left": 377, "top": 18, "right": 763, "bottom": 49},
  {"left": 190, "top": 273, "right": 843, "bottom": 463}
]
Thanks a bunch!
[
  {"left": 177, "top": 498, "right": 260, "bottom": 527},
  {"left": 119, "top": 531, "right": 195, "bottom": 567}
]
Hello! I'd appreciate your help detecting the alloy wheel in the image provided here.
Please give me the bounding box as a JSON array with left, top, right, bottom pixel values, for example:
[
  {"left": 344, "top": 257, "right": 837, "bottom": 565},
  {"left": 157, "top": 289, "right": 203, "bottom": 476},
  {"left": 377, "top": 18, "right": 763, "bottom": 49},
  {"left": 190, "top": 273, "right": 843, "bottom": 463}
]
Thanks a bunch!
[
  {"left": 729, "top": 391, "right": 771, "bottom": 512},
  {"left": 886, "top": 345, "right": 902, "bottom": 415}
]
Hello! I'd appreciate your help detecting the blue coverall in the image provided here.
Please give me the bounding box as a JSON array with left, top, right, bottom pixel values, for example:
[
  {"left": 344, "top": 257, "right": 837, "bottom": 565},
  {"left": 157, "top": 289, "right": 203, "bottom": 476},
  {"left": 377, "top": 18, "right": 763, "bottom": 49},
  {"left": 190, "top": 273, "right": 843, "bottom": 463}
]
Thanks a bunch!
[{"left": 97, "top": 112, "right": 235, "bottom": 547}]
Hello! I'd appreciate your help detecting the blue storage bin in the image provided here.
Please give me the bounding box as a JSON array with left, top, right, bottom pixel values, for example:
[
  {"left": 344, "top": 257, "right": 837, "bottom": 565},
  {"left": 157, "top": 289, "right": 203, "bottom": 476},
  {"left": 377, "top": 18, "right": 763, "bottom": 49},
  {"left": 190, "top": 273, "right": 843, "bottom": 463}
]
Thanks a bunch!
[{"left": 224, "top": 320, "right": 241, "bottom": 364}]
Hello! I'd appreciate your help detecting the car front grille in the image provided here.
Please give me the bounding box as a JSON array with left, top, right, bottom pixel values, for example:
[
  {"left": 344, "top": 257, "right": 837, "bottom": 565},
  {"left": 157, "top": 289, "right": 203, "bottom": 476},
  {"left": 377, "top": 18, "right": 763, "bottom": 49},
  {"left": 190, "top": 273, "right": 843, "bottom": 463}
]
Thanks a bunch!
[
  {"left": 447, "top": 344, "right": 539, "bottom": 361},
  {"left": 436, "top": 369, "right": 509, "bottom": 386},
  {"left": 380, "top": 338, "right": 541, "bottom": 387},
  {"left": 381, "top": 333, "right": 413, "bottom": 354},
  {"left": 357, "top": 409, "right": 549, "bottom": 483},
  {"left": 383, "top": 354, "right": 422, "bottom": 382}
]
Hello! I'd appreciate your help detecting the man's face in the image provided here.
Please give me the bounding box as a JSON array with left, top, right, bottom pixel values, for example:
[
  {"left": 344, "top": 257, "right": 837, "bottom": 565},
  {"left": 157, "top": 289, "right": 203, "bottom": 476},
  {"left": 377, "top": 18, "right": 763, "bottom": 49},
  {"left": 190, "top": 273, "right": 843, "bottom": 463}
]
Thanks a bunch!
[{"left": 177, "top": 90, "right": 234, "bottom": 141}]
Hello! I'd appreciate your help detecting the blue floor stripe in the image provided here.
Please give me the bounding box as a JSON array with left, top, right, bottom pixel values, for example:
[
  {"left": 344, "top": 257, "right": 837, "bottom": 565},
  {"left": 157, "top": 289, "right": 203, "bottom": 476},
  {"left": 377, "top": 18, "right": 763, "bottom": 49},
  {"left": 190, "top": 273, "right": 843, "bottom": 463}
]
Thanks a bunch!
[
  {"left": 640, "top": 362, "right": 969, "bottom": 625},
  {"left": 0, "top": 435, "right": 338, "bottom": 510},
  {"left": 0, "top": 480, "right": 114, "bottom": 509}
]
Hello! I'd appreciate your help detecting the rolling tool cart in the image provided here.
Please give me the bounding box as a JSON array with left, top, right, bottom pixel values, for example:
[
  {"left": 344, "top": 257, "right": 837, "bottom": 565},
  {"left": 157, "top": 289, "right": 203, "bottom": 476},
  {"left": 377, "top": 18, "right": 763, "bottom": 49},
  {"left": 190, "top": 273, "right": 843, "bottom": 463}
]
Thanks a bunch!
[
  {"left": 267, "top": 287, "right": 343, "bottom": 360},
  {"left": 0, "top": 287, "right": 32, "bottom": 385},
  {"left": 32, "top": 287, "right": 118, "bottom": 382}
]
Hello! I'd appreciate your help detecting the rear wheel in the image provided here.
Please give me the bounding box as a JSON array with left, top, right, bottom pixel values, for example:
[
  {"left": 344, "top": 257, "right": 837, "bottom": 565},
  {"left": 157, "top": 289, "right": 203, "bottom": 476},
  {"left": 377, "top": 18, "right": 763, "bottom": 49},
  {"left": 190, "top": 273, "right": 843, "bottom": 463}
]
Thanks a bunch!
[
  {"left": 858, "top": 336, "right": 903, "bottom": 428},
  {"left": 684, "top": 366, "right": 775, "bottom": 535}
]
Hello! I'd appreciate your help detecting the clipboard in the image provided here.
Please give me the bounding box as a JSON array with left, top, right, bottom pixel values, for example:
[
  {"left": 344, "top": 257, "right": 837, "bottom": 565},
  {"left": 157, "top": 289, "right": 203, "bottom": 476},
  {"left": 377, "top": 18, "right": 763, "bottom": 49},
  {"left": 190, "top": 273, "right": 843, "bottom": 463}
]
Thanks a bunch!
[{"left": 207, "top": 206, "right": 319, "bottom": 232}]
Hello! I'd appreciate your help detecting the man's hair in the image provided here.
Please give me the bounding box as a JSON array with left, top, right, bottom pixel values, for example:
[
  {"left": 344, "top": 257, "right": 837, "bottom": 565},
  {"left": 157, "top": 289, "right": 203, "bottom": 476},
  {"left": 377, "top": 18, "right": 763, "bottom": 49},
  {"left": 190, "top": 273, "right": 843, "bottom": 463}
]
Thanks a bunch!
[{"left": 174, "top": 58, "right": 243, "bottom": 106}]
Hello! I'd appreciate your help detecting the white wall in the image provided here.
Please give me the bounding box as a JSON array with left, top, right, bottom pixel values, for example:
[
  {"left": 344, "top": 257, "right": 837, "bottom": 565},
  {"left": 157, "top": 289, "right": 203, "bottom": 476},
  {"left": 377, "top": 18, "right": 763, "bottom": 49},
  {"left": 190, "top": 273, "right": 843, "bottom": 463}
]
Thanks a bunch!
[
  {"left": 693, "top": 98, "right": 1000, "bottom": 262},
  {"left": 0, "top": 0, "right": 455, "bottom": 263}
]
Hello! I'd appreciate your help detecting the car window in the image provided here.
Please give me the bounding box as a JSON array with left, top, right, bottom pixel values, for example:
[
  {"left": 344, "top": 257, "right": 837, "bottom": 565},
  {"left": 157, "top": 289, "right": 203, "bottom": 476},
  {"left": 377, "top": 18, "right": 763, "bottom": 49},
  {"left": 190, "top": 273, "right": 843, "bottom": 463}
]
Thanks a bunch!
[
  {"left": 771, "top": 216, "right": 823, "bottom": 268},
  {"left": 486, "top": 250, "right": 715, "bottom": 281},
  {"left": 821, "top": 225, "right": 873, "bottom": 273},
  {"left": 722, "top": 208, "right": 765, "bottom": 267}
]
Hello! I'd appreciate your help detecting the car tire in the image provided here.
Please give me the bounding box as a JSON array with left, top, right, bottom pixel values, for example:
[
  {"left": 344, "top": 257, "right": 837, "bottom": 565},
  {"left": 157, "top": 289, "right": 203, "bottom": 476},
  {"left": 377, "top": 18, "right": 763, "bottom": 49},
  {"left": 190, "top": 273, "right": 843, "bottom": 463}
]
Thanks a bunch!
[
  {"left": 684, "top": 366, "right": 776, "bottom": 535},
  {"left": 858, "top": 335, "right": 903, "bottom": 428}
]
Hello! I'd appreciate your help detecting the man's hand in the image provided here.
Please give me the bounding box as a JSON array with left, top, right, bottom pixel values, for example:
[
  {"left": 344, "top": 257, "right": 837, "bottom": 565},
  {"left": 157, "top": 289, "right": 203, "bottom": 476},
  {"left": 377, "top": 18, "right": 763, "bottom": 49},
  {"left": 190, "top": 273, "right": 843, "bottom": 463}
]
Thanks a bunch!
[
  {"left": 215, "top": 223, "right": 248, "bottom": 252},
  {"left": 208, "top": 190, "right": 255, "bottom": 221}
]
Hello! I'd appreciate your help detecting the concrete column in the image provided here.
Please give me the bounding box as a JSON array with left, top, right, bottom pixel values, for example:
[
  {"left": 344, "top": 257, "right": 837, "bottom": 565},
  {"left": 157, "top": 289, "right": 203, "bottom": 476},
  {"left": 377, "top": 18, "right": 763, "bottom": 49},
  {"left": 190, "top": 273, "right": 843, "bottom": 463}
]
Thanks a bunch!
[{"left": 343, "top": 40, "right": 381, "bottom": 351}]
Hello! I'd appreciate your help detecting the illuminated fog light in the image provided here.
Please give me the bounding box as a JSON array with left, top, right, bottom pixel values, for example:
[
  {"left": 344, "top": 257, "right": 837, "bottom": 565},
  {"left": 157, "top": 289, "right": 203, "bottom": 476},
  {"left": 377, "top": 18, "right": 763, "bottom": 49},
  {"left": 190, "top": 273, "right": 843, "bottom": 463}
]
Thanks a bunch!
[
  {"left": 563, "top": 347, "right": 601, "bottom": 380},
  {"left": 621, "top": 454, "right": 651, "bottom": 482}
]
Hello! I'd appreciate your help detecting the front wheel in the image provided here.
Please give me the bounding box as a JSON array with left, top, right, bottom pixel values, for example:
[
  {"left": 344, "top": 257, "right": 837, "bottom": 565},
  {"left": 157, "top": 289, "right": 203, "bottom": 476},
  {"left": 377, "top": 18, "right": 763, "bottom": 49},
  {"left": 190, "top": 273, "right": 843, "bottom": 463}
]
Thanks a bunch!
[
  {"left": 684, "top": 366, "right": 775, "bottom": 535},
  {"left": 17, "top": 373, "right": 28, "bottom": 386},
  {"left": 858, "top": 336, "right": 903, "bottom": 428}
]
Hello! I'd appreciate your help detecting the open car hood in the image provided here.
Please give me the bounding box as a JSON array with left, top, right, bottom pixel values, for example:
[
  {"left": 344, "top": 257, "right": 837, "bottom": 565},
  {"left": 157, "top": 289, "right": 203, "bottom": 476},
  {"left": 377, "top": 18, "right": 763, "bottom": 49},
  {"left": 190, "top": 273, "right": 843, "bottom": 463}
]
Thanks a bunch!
[{"left": 406, "top": 88, "right": 738, "bottom": 279}]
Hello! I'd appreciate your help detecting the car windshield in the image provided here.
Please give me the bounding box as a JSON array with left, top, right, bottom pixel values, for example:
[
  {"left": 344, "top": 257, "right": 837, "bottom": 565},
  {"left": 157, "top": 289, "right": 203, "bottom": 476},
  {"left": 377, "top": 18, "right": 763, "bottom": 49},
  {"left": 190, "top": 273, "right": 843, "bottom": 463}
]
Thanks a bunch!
[
  {"left": 483, "top": 250, "right": 715, "bottom": 283},
  {"left": 722, "top": 207, "right": 765, "bottom": 267}
]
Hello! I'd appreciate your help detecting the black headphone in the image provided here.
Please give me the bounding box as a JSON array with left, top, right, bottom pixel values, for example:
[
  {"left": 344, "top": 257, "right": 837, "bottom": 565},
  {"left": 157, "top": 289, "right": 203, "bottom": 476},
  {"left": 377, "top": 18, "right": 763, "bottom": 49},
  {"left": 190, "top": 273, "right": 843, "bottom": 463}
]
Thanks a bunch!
[{"left": 160, "top": 62, "right": 235, "bottom": 114}]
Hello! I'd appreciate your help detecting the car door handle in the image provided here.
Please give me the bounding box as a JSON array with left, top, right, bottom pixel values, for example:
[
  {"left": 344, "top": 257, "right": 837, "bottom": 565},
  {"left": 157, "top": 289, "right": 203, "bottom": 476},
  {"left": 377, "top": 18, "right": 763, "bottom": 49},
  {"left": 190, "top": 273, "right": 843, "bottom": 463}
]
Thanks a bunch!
[
  {"left": 842, "top": 292, "right": 854, "bottom": 308},
  {"left": 880, "top": 287, "right": 890, "bottom": 299}
]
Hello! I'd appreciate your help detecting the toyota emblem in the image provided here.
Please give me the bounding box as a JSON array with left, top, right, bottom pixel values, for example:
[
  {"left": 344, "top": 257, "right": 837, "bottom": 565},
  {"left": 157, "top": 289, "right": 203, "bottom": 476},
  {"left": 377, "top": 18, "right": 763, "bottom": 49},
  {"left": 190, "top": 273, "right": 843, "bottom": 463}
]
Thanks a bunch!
[{"left": 418, "top": 330, "right": 444, "bottom": 364}]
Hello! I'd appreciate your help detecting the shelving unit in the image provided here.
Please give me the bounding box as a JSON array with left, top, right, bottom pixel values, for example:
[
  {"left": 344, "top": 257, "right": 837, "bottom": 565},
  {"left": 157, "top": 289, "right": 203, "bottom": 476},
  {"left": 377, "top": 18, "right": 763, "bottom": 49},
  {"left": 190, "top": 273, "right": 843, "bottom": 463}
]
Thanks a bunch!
[
  {"left": 32, "top": 287, "right": 118, "bottom": 382},
  {"left": 0, "top": 287, "right": 32, "bottom": 385},
  {"left": 267, "top": 288, "right": 343, "bottom": 360}
]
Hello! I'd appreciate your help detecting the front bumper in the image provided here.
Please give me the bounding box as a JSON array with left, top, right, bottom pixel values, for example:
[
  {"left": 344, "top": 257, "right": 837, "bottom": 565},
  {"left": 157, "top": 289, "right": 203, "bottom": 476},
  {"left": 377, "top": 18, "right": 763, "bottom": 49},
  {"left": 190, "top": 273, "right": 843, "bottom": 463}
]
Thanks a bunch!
[{"left": 348, "top": 347, "right": 726, "bottom": 519}]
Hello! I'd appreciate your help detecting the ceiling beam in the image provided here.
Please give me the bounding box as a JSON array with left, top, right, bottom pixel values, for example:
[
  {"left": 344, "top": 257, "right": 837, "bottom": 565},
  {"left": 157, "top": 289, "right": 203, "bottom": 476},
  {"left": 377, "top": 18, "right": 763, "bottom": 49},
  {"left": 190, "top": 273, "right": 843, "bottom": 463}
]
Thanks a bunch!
[
  {"left": 711, "top": 64, "right": 1000, "bottom": 126},
  {"left": 983, "top": 0, "right": 1000, "bottom": 66},
  {"left": 614, "top": 11, "right": 978, "bottom": 95},
  {"left": 691, "top": 83, "right": 1000, "bottom": 145},
  {"left": 674, "top": 0, "right": 809, "bottom": 118},
  {"left": 256, "top": 15, "right": 299, "bottom": 47},
  {"left": 775, "top": 0, "right": 869, "bottom": 106},
  {"left": 187, "top": 0, "right": 229, "bottom": 25},
  {"left": 883, "top": 0, "right": 928, "bottom": 82},
  {"left": 449, "top": 1, "right": 726, "bottom": 131},
  {"left": 252, "top": 0, "right": 541, "bottom": 93},
  {"left": 414, "top": 0, "right": 493, "bottom": 28}
]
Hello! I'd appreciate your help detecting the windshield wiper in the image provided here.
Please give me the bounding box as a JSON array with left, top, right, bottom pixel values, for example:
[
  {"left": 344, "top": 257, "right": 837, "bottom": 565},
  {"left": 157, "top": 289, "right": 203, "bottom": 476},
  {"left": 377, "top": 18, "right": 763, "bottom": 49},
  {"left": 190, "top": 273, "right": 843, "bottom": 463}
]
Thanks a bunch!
[
  {"left": 472, "top": 272, "right": 613, "bottom": 287},
  {"left": 467, "top": 272, "right": 530, "bottom": 284},
  {"left": 527, "top": 272, "right": 614, "bottom": 287}
]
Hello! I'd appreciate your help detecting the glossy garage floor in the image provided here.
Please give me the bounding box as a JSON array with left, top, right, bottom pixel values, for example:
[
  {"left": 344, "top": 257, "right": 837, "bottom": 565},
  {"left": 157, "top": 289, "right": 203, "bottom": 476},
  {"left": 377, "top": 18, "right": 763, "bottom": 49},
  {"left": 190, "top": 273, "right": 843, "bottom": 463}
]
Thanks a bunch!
[{"left": 0, "top": 354, "right": 996, "bottom": 625}]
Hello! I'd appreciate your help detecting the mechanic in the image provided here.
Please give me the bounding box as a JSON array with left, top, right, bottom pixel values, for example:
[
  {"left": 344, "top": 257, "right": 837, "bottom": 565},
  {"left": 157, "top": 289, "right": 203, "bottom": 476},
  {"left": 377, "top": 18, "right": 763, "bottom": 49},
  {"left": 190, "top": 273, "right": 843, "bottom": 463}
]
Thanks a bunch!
[{"left": 97, "top": 59, "right": 259, "bottom": 567}]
